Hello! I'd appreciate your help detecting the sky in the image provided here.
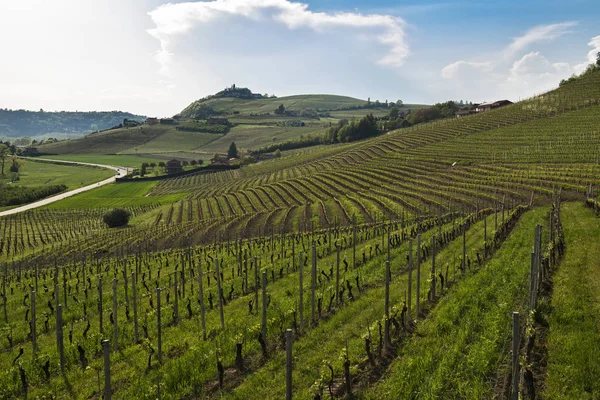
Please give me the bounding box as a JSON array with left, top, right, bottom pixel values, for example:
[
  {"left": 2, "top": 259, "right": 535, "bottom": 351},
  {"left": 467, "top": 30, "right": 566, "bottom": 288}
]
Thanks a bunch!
[{"left": 0, "top": 0, "right": 599, "bottom": 117}]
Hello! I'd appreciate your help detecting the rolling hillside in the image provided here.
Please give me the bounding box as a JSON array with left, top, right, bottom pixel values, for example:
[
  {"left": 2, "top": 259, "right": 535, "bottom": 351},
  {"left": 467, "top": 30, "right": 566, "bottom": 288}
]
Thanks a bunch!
[
  {"left": 2, "top": 71, "right": 600, "bottom": 399},
  {"left": 37, "top": 91, "right": 425, "bottom": 160}
]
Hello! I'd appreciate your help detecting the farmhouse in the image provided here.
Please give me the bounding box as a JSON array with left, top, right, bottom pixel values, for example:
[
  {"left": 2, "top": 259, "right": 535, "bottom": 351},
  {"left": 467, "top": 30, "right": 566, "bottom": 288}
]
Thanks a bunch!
[
  {"left": 475, "top": 100, "right": 513, "bottom": 113},
  {"left": 209, "top": 158, "right": 230, "bottom": 167},
  {"left": 165, "top": 159, "right": 183, "bottom": 174},
  {"left": 145, "top": 117, "right": 159, "bottom": 125}
]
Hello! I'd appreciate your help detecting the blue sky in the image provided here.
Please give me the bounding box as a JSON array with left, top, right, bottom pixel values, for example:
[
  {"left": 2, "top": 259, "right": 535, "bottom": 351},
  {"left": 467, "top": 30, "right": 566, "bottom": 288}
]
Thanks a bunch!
[{"left": 1, "top": 0, "right": 599, "bottom": 116}]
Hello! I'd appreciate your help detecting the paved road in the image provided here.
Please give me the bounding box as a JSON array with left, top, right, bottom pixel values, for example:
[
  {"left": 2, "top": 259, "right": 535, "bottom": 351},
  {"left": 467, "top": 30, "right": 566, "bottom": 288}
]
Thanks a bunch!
[{"left": 0, "top": 158, "right": 128, "bottom": 217}]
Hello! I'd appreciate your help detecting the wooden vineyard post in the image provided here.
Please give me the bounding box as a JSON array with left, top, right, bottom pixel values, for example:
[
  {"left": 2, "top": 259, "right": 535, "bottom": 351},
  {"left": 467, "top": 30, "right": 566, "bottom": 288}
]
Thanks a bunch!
[
  {"left": 31, "top": 289, "right": 37, "bottom": 355},
  {"left": 261, "top": 270, "right": 267, "bottom": 344},
  {"left": 462, "top": 224, "right": 467, "bottom": 275},
  {"left": 2, "top": 267, "right": 6, "bottom": 324},
  {"left": 157, "top": 288, "right": 162, "bottom": 364},
  {"left": 34, "top": 262, "right": 38, "bottom": 293},
  {"left": 299, "top": 252, "right": 304, "bottom": 332},
  {"left": 62, "top": 267, "right": 67, "bottom": 310},
  {"left": 198, "top": 261, "right": 206, "bottom": 340},
  {"left": 407, "top": 239, "right": 413, "bottom": 322},
  {"left": 254, "top": 256, "right": 259, "bottom": 316},
  {"left": 123, "top": 259, "right": 129, "bottom": 307},
  {"left": 529, "top": 252, "right": 537, "bottom": 311},
  {"left": 173, "top": 271, "right": 179, "bottom": 324},
  {"left": 243, "top": 249, "right": 248, "bottom": 293},
  {"left": 132, "top": 272, "right": 139, "bottom": 343},
  {"left": 384, "top": 260, "right": 390, "bottom": 349},
  {"left": 495, "top": 202, "right": 498, "bottom": 232},
  {"left": 57, "top": 304, "right": 65, "bottom": 372},
  {"left": 291, "top": 236, "right": 295, "bottom": 272},
  {"left": 352, "top": 215, "right": 357, "bottom": 269},
  {"left": 416, "top": 234, "right": 421, "bottom": 316},
  {"left": 431, "top": 235, "right": 436, "bottom": 300},
  {"left": 336, "top": 245, "right": 340, "bottom": 306},
  {"left": 112, "top": 279, "right": 118, "bottom": 351},
  {"left": 98, "top": 278, "right": 104, "bottom": 334},
  {"left": 387, "top": 226, "right": 391, "bottom": 270},
  {"left": 511, "top": 312, "right": 520, "bottom": 400},
  {"left": 286, "top": 329, "right": 293, "bottom": 400},
  {"left": 484, "top": 214, "right": 487, "bottom": 243},
  {"left": 216, "top": 258, "right": 225, "bottom": 329},
  {"left": 311, "top": 241, "right": 316, "bottom": 324},
  {"left": 103, "top": 340, "right": 111, "bottom": 400}
]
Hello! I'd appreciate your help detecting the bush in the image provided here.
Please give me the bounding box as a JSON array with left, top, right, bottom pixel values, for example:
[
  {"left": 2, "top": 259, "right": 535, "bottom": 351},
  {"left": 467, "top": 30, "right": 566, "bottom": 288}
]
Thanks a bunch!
[{"left": 103, "top": 208, "right": 131, "bottom": 228}]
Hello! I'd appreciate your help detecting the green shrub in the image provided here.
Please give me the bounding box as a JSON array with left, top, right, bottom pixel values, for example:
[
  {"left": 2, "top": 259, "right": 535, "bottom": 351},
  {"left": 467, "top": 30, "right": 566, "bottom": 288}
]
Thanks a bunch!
[{"left": 102, "top": 208, "right": 131, "bottom": 228}]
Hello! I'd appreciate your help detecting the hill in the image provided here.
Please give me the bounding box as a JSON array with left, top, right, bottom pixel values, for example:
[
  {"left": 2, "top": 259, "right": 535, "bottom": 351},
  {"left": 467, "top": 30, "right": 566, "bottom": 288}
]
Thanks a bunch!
[
  {"left": 180, "top": 93, "right": 372, "bottom": 118},
  {"left": 37, "top": 89, "right": 426, "bottom": 161},
  {"left": 0, "top": 109, "right": 146, "bottom": 139}
]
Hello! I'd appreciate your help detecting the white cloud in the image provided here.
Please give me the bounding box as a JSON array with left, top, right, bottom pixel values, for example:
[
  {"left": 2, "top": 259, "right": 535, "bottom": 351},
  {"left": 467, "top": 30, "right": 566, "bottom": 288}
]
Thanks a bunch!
[
  {"left": 504, "top": 21, "right": 577, "bottom": 59},
  {"left": 147, "top": 0, "right": 409, "bottom": 77},
  {"left": 438, "top": 23, "right": 600, "bottom": 101},
  {"left": 505, "top": 51, "right": 577, "bottom": 93},
  {"left": 574, "top": 35, "right": 600, "bottom": 73},
  {"left": 441, "top": 60, "right": 492, "bottom": 79}
]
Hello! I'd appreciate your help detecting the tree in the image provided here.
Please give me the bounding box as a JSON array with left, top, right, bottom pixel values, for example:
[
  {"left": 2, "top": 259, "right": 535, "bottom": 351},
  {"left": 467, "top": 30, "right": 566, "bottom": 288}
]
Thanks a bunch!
[
  {"left": 597, "top": 52, "right": 600, "bottom": 67},
  {"left": 396, "top": 100, "right": 403, "bottom": 107},
  {"left": 140, "top": 162, "right": 148, "bottom": 177},
  {"left": 197, "top": 159, "right": 204, "bottom": 165},
  {"left": 158, "top": 161, "right": 165, "bottom": 168},
  {"left": 274, "top": 149, "right": 281, "bottom": 158},
  {"left": 0, "top": 145, "right": 9, "bottom": 175},
  {"left": 103, "top": 208, "right": 131, "bottom": 228},
  {"left": 228, "top": 142, "right": 239, "bottom": 159},
  {"left": 9, "top": 156, "right": 21, "bottom": 173},
  {"left": 274, "top": 104, "right": 286, "bottom": 115},
  {"left": 182, "top": 160, "right": 189, "bottom": 166},
  {"left": 389, "top": 106, "right": 400, "bottom": 119},
  {"left": 190, "top": 160, "right": 197, "bottom": 166}
]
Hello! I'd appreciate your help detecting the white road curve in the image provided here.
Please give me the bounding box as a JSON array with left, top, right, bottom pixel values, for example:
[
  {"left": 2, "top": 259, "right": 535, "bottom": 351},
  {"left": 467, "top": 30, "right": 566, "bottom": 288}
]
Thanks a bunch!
[{"left": 0, "top": 158, "right": 129, "bottom": 217}]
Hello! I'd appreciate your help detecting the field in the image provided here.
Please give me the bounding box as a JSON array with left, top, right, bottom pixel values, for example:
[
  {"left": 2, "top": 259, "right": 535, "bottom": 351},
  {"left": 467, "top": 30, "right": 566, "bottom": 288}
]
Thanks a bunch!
[
  {"left": 2, "top": 159, "right": 113, "bottom": 189},
  {"left": 1, "top": 71, "right": 600, "bottom": 399}
]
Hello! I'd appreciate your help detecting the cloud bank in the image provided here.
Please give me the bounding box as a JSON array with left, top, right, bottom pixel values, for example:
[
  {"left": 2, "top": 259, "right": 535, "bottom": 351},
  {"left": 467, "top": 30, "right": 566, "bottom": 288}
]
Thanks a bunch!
[
  {"left": 440, "top": 21, "right": 599, "bottom": 100},
  {"left": 147, "top": 0, "right": 409, "bottom": 77}
]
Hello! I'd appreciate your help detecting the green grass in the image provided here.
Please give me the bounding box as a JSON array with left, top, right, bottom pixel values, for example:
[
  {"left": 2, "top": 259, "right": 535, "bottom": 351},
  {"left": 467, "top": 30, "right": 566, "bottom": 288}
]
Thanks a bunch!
[
  {"left": 45, "top": 181, "right": 186, "bottom": 209},
  {"left": 545, "top": 202, "right": 600, "bottom": 399},
  {"left": 37, "top": 125, "right": 171, "bottom": 155},
  {"left": 198, "top": 124, "right": 327, "bottom": 153},
  {"left": 38, "top": 154, "right": 166, "bottom": 168},
  {"left": 181, "top": 94, "right": 370, "bottom": 117},
  {"left": 3, "top": 159, "right": 113, "bottom": 189},
  {"left": 365, "top": 207, "right": 548, "bottom": 399},
  {"left": 121, "top": 130, "right": 220, "bottom": 154}
]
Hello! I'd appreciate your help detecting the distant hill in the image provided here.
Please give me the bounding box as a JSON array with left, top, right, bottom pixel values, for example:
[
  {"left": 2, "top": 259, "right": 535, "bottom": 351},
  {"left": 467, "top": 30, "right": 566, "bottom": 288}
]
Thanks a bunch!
[
  {"left": 38, "top": 88, "right": 427, "bottom": 158},
  {"left": 0, "top": 109, "right": 146, "bottom": 139},
  {"left": 180, "top": 92, "right": 372, "bottom": 119}
]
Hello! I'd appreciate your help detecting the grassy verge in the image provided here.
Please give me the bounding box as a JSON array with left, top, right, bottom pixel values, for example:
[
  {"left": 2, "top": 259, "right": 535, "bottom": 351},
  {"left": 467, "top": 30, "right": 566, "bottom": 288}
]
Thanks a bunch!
[
  {"left": 544, "top": 202, "right": 600, "bottom": 398},
  {"left": 364, "top": 206, "right": 548, "bottom": 399},
  {"left": 4, "top": 159, "right": 113, "bottom": 189},
  {"left": 44, "top": 181, "right": 186, "bottom": 209}
]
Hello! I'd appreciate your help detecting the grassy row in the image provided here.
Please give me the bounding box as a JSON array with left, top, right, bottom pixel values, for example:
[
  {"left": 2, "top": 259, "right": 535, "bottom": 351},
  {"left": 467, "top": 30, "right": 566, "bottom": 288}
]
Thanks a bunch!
[
  {"left": 365, "top": 206, "right": 548, "bottom": 399},
  {"left": 545, "top": 202, "right": 600, "bottom": 398}
]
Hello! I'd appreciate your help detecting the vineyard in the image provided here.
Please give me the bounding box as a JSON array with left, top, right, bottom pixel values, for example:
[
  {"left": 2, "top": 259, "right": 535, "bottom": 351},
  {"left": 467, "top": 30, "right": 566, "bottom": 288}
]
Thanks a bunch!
[{"left": 1, "top": 70, "right": 600, "bottom": 399}]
